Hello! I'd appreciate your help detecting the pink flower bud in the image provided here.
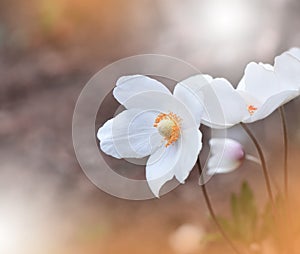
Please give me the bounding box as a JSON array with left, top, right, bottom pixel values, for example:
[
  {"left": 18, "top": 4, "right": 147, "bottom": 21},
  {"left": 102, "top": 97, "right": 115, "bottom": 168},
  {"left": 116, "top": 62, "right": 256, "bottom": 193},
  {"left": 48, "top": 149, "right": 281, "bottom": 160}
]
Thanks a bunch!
[{"left": 207, "top": 138, "right": 245, "bottom": 175}]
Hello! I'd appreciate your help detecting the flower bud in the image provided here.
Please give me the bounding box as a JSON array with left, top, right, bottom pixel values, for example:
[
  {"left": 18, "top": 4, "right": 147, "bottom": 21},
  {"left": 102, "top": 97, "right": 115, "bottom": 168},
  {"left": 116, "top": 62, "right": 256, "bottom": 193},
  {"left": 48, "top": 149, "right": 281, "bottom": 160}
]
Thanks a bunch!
[{"left": 207, "top": 138, "right": 245, "bottom": 175}]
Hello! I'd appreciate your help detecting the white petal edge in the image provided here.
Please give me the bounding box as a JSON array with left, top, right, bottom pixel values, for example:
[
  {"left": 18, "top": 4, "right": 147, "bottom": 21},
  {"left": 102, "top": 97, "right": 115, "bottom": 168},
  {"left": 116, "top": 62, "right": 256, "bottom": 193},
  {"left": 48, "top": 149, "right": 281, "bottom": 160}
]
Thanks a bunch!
[
  {"left": 207, "top": 165, "right": 239, "bottom": 175},
  {"left": 173, "top": 77, "right": 206, "bottom": 126},
  {"left": 146, "top": 143, "right": 180, "bottom": 197},
  {"left": 237, "top": 62, "right": 282, "bottom": 103},
  {"left": 200, "top": 77, "right": 249, "bottom": 128},
  {"left": 97, "top": 119, "right": 122, "bottom": 159},
  {"left": 97, "top": 109, "right": 161, "bottom": 158},
  {"left": 174, "top": 129, "right": 202, "bottom": 183},
  {"left": 113, "top": 75, "right": 171, "bottom": 105},
  {"left": 274, "top": 52, "right": 300, "bottom": 90},
  {"left": 243, "top": 90, "right": 299, "bottom": 123},
  {"left": 288, "top": 47, "right": 300, "bottom": 60}
]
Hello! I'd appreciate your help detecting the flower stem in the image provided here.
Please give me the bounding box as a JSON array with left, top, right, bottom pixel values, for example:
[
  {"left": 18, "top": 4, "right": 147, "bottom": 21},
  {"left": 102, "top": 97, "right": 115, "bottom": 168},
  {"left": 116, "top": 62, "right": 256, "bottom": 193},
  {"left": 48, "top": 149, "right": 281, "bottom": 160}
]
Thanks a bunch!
[
  {"left": 245, "top": 154, "right": 282, "bottom": 194},
  {"left": 197, "top": 158, "right": 242, "bottom": 254},
  {"left": 245, "top": 154, "right": 261, "bottom": 165},
  {"left": 279, "top": 106, "right": 294, "bottom": 254},
  {"left": 279, "top": 106, "right": 288, "bottom": 200},
  {"left": 240, "top": 123, "right": 275, "bottom": 208}
]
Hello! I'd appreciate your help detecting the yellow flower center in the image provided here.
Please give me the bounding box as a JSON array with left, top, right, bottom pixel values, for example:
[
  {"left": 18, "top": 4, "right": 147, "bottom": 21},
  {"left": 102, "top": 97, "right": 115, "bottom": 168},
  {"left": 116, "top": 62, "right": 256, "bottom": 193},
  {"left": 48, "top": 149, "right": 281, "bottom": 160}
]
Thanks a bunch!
[
  {"left": 248, "top": 105, "right": 257, "bottom": 115},
  {"left": 153, "top": 113, "right": 181, "bottom": 147}
]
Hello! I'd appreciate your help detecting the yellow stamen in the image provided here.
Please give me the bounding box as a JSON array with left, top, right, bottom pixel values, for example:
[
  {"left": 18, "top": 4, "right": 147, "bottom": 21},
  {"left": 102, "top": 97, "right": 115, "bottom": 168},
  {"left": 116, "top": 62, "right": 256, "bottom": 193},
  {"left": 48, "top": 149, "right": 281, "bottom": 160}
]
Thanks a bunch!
[
  {"left": 248, "top": 105, "right": 257, "bottom": 115},
  {"left": 154, "top": 112, "right": 181, "bottom": 147}
]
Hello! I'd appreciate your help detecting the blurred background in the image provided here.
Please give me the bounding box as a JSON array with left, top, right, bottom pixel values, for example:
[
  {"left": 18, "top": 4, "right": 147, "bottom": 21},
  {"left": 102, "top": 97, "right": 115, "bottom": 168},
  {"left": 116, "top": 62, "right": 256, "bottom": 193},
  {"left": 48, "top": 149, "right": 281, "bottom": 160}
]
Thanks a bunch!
[{"left": 0, "top": 0, "right": 300, "bottom": 253}]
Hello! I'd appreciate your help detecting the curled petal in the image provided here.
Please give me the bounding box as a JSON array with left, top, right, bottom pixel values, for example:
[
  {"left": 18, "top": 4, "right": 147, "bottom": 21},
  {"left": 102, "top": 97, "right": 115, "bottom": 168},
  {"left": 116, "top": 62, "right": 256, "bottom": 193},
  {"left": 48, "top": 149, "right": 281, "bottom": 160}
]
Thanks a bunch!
[{"left": 237, "top": 62, "right": 281, "bottom": 102}]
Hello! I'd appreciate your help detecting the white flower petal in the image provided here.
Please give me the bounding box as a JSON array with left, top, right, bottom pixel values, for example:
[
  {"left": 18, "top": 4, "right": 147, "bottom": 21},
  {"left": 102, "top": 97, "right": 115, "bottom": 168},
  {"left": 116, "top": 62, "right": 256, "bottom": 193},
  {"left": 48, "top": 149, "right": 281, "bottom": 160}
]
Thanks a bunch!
[
  {"left": 275, "top": 52, "right": 300, "bottom": 90},
  {"left": 237, "top": 57, "right": 300, "bottom": 124},
  {"left": 259, "top": 63, "right": 274, "bottom": 71},
  {"left": 97, "top": 119, "right": 122, "bottom": 159},
  {"left": 243, "top": 90, "right": 299, "bottom": 123},
  {"left": 237, "top": 76, "right": 246, "bottom": 90},
  {"left": 171, "top": 75, "right": 248, "bottom": 128},
  {"left": 146, "top": 129, "right": 202, "bottom": 195},
  {"left": 207, "top": 164, "right": 239, "bottom": 175},
  {"left": 207, "top": 154, "right": 221, "bottom": 170},
  {"left": 288, "top": 47, "right": 300, "bottom": 60},
  {"left": 122, "top": 91, "right": 197, "bottom": 131},
  {"left": 113, "top": 75, "right": 171, "bottom": 105},
  {"left": 237, "top": 62, "right": 281, "bottom": 102},
  {"left": 200, "top": 77, "right": 249, "bottom": 128},
  {"left": 173, "top": 78, "right": 206, "bottom": 126},
  {"left": 97, "top": 109, "right": 161, "bottom": 158},
  {"left": 236, "top": 90, "right": 263, "bottom": 108},
  {"left": 146, "top": 143, "right": 180, "bottom": 197},
  {"left": 174, "top": 129, "right": 202, "bottom": 183}
]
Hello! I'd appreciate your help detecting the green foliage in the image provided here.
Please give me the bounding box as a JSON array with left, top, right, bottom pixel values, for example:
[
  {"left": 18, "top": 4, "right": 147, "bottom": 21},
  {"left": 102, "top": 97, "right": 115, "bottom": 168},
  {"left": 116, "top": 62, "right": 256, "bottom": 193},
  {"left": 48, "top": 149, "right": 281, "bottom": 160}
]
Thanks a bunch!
[{"left": 212, "top": 181, "right": 279, "bottom": 245}]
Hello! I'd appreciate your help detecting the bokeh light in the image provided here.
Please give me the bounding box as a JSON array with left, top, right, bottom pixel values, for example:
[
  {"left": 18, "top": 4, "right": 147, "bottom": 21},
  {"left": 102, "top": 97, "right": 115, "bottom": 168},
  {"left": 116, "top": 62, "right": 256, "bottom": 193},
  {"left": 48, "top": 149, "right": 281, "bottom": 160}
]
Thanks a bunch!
[{"left": 201, "top": 0, "right": 254, "bottom": 41}]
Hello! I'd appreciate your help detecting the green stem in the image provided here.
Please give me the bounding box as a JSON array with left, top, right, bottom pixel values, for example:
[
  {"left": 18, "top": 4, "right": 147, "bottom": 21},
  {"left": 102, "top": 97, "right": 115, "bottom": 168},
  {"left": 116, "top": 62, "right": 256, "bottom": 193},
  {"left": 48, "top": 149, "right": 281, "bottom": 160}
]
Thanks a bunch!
[{"left": 197, "top": 158, "right": 242, "bottom": 254}]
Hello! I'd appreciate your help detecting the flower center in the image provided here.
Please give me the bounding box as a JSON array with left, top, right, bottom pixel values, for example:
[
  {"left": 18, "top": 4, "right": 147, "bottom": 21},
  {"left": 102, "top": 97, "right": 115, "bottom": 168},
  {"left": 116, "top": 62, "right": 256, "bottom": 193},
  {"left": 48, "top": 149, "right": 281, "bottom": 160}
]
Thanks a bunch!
[
  {"left": 247, "top": 105, "right": 257, "bottom": 115},
  {"left": 153, "top": 113, "right": 181, "bottom": 147}
]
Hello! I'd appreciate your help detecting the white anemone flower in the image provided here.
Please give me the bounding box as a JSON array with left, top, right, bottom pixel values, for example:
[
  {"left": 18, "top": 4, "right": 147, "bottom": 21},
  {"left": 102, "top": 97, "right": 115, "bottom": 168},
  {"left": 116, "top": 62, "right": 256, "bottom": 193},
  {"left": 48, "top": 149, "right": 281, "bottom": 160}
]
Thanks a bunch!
[
  {"left": 97, "top": 75, "right": 204, "bottom": 197},
  {"left": 207, "top": 138, "right": 245, "bottom": 175},
  {"left": 179, "top": 48, "right": 300, "bottom": 128},
  {"left": 236, "top": 50, "right": 300, "bottom": 123}
]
